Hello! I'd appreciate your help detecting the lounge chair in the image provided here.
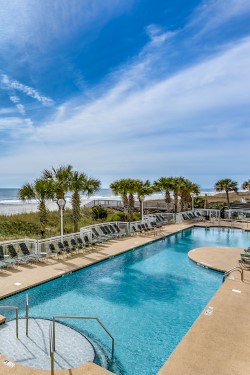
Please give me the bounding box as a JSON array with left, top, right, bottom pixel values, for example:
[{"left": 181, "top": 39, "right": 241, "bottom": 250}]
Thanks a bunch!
[
  {"left": 92, "top": 227, "right": 108, "bottom": 242},
  {"left": 82, "top": 236, "right": 91, "bottom": 247},
  {"left": 63, "top": 240, "right": 76, "bottom": 255},
  {"left": 7, "top": 244, "right": 31, "bottom": 264},
  {"left": 49, "top": 243, "right": 63, "bottom": 258},
  {"left": 76, "top": 237, "right": 86, "bottom": 250},
  {"left": 113, "top": 224, "right": 126, "bottom": 236},
  {"left": 100, "top": 226, "right": 114, "bottom": 239},
  {"left": 19, "top": 242, "right": 45, "bottom": 261},
  {"left": 0, "top": 245, "right": 16, "bottom": 267},
  {"left": 58, "top": 241, "right": 70, "bottom": 256},
  {"left": 0, "top": 260, "right": 7, "bottom": 271},
  {"left": 106, "top": 224, "right": 121, "bottom": 238}
]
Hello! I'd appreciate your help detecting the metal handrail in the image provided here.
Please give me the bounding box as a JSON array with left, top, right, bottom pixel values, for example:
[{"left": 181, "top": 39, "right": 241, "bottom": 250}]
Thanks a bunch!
[
  {"left": 26, "top": 294, "right": 29, "bottom": 336},
  {"left": 50, "top": 315, "right": 114, "bottom": 375},
  {"left": 0, "top": 306, "right": 19, "bottom": 338},
  {"left": 222, "top": 267, "right": 244, "bottom": 283}
]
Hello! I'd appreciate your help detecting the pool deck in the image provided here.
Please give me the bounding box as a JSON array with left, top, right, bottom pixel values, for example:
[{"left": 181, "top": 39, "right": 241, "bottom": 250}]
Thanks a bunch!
[{"left": 0, "top": 222, "right": 250, "bottom": 374}]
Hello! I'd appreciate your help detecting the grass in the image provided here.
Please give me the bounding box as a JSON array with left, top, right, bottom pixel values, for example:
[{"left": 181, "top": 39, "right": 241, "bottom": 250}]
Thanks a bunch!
[{"left": 0, "top": 208, "right": 141, "bottom": 241}]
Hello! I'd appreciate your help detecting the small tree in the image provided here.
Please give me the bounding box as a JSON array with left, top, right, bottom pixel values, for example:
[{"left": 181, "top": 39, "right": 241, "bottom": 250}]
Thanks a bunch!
[
  {"left": 69, "top": 171, "right": 101, "bottom": 232},
  {"left": 215, "top": 178, "right": 238, "bottom": 209},
  {"left": 19, "top": 178, "right": 54, "bottom": 237},
  {"left": 92, "top": 206, "right": 108, "bottom": 221},
  {"left": 134, "top": 180, "right": 153, "bottom": 220},
  {"left": 242, "top": 180, "right": 250, "bottom": 191}
]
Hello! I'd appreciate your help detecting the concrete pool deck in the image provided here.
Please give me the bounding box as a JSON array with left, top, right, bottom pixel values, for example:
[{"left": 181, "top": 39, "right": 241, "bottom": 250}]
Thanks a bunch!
[{"left": 0, "top": 223, "right": 250, "bottom": 374}]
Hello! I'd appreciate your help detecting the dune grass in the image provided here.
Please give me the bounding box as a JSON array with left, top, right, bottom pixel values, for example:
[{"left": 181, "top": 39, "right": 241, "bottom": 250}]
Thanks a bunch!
[{"left": 0, "top": 207, "right": 141, "bottom": 241}]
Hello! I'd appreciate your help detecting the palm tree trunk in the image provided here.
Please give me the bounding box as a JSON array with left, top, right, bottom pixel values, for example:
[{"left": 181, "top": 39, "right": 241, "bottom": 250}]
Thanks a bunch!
[
  {"left": 226, "top": 190, "right": 230, "bottom": 209},
  {"left": 72, "top": 191, "right": 81, "bottom": 232},
  {"left": 38, "top": 200, "right": 48, "bottom": 238},
  {"left": 165, "top": 191, "right": 171, "bottom": 212},
  {"left": 174, "top": 191, "right": 179, "bottom": 213}
]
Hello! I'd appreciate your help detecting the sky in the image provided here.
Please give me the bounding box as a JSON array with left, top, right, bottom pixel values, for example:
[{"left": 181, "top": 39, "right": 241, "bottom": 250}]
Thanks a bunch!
[{"left": 0, "top": 0, "right": 250, "bottom": 189}]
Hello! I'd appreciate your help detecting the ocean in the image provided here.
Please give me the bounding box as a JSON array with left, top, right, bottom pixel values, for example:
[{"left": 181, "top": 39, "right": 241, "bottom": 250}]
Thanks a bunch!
[
  {"left": 0, "top": 188, "right": 117, "bottom": 215},
  {"left": 0, "top": 188, "right": 215, "bottom": 216}
]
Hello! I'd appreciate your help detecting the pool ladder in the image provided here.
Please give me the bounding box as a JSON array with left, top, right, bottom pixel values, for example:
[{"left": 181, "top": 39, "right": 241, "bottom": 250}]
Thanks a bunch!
[
  {"left": 222, "top": 266, "right": 244, "bottom": 283},
  {"left": 49, "top": 315, "right": 114, "bottom": 375}
]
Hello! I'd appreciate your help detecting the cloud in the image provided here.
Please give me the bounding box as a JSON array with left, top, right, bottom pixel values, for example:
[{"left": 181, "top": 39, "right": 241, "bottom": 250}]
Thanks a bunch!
[
  {"left": 0, "top": 36, "right": 248, "bottom": 186},
  {"left": 189, "top": 0, "right": 250, "bottom": 35},
  {"left": 1, "top": 75, "right": 54, "bottom": 106},
  {"left": 0, "top": 0, "right": 133, "bottom": 51},
  {"left": 0, "top": 0, "right": 249, "bottom": 187},
  {"left": 145, "top": 24, "right": 176, "bottom": 45}
]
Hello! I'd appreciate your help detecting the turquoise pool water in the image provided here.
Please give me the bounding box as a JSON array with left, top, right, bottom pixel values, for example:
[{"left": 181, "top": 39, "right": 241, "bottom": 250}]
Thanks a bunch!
[{"left": 1, "top": 227, "right": 250, "bottom": 374}]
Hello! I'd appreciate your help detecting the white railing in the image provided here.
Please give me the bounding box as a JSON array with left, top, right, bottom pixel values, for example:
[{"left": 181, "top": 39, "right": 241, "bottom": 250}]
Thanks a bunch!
[
  {"left": 0, "top": 210, "right": 225, "bottom": 257},
  {"left": 0, "top": 238, "right": 38, "bottom": 255}
]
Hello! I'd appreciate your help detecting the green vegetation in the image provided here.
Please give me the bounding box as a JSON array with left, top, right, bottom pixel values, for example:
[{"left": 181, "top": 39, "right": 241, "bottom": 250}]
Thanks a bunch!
[
  {"left": 3, "top": 174, "right": 248, "bottom": 242},
  {"left": 153, "top": 176, "right": 200, "bottom": 213},
  {"left": 92, "top": 206, "right": 108, "bottom": 220},
  {"left": 19, "top": 164, "right": 101, "bottom": 237},
  {"left": 214, "top": 178, "right": 238, "bottom": 208},
  {"left": 242, "top": 179, "right": 250, "bottom": 191}
]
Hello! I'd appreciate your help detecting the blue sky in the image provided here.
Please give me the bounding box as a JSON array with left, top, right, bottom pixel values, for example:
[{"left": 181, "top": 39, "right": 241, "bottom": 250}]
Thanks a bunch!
[{"left": 0, "top": 0, "right": 250, "bottom": 188}]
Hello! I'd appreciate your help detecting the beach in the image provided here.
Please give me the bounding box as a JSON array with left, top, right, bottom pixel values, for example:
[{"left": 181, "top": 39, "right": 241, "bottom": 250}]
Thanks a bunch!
[{"left": 1, "top": 188, "right": 245, "bottom": 216}]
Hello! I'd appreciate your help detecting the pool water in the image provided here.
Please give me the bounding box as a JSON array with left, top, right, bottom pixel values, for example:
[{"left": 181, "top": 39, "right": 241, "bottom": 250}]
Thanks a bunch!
[{"left": 1, "top": 227, "right": 250, "bottom": 374}]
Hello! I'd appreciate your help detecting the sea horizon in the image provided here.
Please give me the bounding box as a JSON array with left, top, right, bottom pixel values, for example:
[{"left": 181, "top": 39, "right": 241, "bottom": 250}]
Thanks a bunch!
[{"left": 0, "top": 187, "right": 218, "bottom": 216}]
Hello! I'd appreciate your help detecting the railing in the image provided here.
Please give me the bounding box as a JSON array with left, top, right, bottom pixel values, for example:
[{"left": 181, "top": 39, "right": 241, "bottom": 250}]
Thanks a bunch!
[
  {"left": 50, "top": 315, "right": 114, "bottom": 375},
  {"left": 222, "top": 267, "right": 244, "bottom": 283},
  {"left": 26, "top": 294, "right": 29, "bottom": 336},
  {"left": 83, "top": 199, "right": 169, "bottom": 210},
  {"left": 83, "top": 200, "right": 124, "bottom": 209},
  {"left": 0, "top": 238, "right": 38, "bottom": 255},
  {"left": 0, "top": 306, "right": 19, "bottom": 337}
]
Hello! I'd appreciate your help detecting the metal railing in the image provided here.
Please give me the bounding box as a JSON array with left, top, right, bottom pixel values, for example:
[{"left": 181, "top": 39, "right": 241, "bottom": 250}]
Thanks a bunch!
[
  {"left": 0, "top": 306, "right": 19, "bottom": 337},
  {"left": 222, "top": 267, "right": 244, "bottom": 283},
  {"left": 50, "top": 315, "right": 114, "bottom": 375},
  {"left": 26, "top": 294, "right": 29, "bottom": 336},
  {"left": 83, "top": 199, "right": 169, "bottom": 210}
]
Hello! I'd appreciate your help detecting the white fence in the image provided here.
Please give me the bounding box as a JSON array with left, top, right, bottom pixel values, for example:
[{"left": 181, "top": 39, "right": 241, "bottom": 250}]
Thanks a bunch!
[{"left": 0, "top": 210, "right": 225, "bottom": 257}]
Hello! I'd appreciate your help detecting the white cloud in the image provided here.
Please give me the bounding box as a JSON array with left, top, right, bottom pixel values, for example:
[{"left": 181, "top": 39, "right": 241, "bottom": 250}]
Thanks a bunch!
[
  {"left": 0, "top": 0, "right": 250, "bottom": 187},
  {"left": 9, "top": 96, "right": 20, "bottom": 104},
  {"left": 0, "top": 108, "right": 16, "bottom": 115},
  {"left": 189, "top": 0, "right": 250, "bottom": 34},
  {"left": 0, "top": 0, "right": 133, "bottom": 51},
  {"left": 145, "top": 24, "right": 176, "bottom": 45},
  {"left": 1, "top": 75, "right": 54, "bottom": 106},
  {"left": 0, "top": 36, "right": 249, "bottom": 187},
  {"left": 16, "top": 104, "right": 26, "bottom": 116}
]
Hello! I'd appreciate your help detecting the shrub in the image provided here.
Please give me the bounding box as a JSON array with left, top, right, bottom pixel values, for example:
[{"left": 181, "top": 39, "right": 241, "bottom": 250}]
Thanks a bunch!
[{"left": 92, "top": 206, "right": 108, "bottom": 220}]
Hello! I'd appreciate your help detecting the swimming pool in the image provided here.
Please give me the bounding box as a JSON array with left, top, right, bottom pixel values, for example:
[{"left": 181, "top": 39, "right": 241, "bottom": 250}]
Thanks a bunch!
[{"left": 1, "top": 227, "right": 250, "bottom": 374}]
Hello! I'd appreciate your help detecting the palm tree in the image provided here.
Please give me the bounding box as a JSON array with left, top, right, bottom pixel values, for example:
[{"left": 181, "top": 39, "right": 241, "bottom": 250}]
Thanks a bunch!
[
  {"left": 70, "top": 171, "right": 100, "bottom": 232},
  {"left": 134, "top": 180, "right": 153, "bottom": 219},
  {"left": 110, "top": 179, "right": 130, "bottom": 215},
  {"left": 242, "top": 180, "right": 250, "bottom": 191},
  {"left": 42, "top": 165, "right": 73, "bottom": 205},
  {"left": 171, "top": 177, "right": 187, "bottom": 213},
  {"left": 215, "top": 178, "right": 238, "bottom": 208},
  {"left": 19, "top": 178, "right": 54, "bottom": 237},
  {"left": 126, "top": 179, "right": 139, "bottom": 218},
  {"left": 180, "top": 179, "right": 200, "bottom": 211},
  {"left": 153, "top": 177, "right": 174, "bottom": 212}
]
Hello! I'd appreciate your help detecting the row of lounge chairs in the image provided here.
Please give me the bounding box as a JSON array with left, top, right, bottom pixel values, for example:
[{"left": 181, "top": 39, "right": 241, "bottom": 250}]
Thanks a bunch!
[
  {"left": 0, "top": 243, "right": 45, "bottom": 270},
  {"left": 182, "top": 212, "right": 204, "bottom": 221},
  {"left": 0, "top": 220, "right": 168, "bottom": 269}
]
